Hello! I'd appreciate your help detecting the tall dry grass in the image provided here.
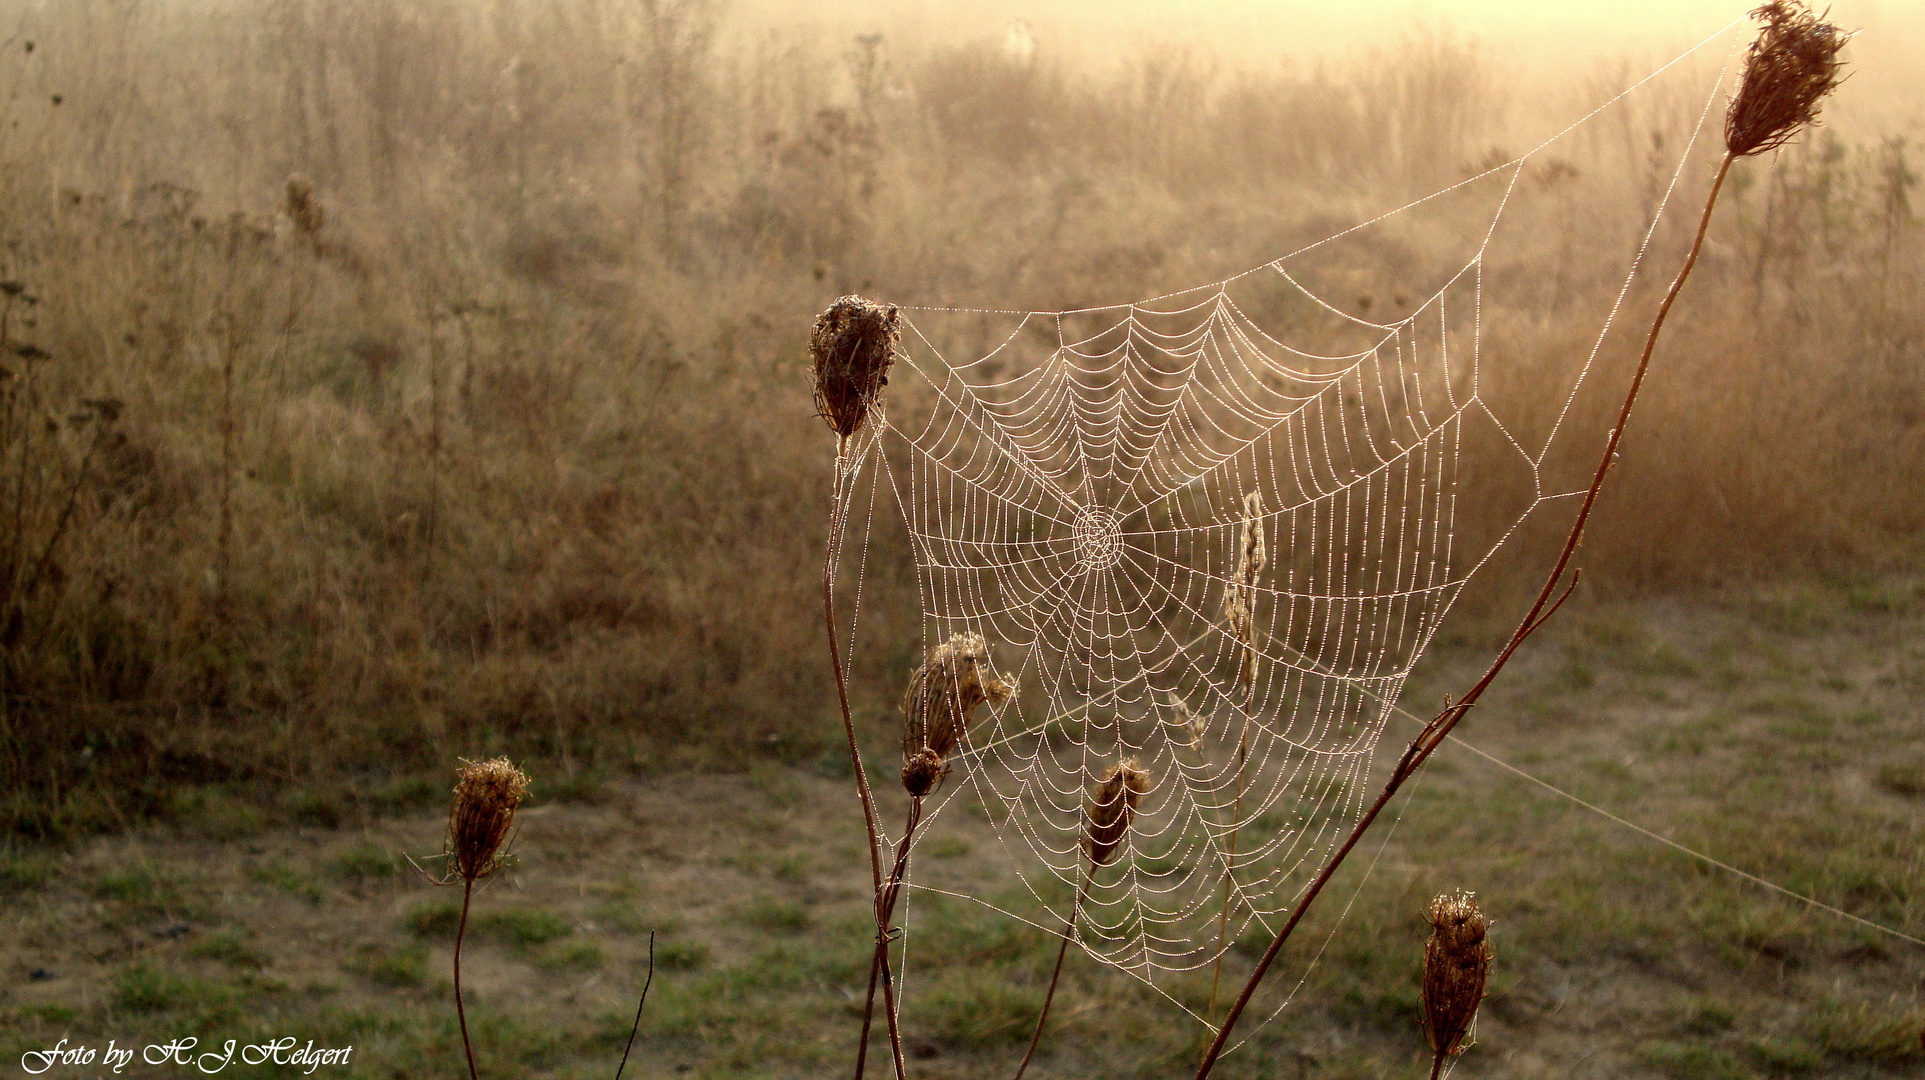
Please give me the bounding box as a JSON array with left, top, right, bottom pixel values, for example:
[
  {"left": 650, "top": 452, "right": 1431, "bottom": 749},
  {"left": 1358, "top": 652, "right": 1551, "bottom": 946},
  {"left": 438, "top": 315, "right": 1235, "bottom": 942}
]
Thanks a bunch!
[{"left": 0, "top": 0, "right": 1917, "bottom": 837}]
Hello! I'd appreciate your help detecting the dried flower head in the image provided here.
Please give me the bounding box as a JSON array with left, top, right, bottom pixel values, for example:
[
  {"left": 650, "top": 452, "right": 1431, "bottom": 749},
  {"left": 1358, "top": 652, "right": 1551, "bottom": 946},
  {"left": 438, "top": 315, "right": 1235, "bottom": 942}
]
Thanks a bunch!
[
  {"left": 446, "top": 757, "right": 530, "bottom": 883},
  {"left": 901, "top": 748, "right": 946, "bottom": 799},
  {"left": 1421, "top": 891, "right": 1493, "bottom": 1065},
  {"left": 1084, "top": 758, "right": 1151, "bottom": 866},
  {"left": 900, "top": 631, "right": 1013, "bottom": 795},
  {"left": 1726, "top": 2, "right": 1849, "bottom": 158},
  {"left": 810, "top": 295, "right": 900, "bottom": 439}
]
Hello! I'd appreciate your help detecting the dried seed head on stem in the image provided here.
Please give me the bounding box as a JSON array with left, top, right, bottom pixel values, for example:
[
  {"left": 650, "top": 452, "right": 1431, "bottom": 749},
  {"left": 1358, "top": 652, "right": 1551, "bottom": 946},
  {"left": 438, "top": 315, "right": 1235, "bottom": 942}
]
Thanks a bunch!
[
  {"left": 1195, "top": 14, "right": 1848, "bottom": 1080},
  {"left": 1223, "top": 490, "right": 1266, "bottom": 690},
  {"left": 1421, "top": 891, "right": 1493, "bottom": 1075},
  {"left": 810, "top": 294, "right": 900, "bottom": 440},
  {"left": 1084, "top": 758, "right": 1151, "bottom": 866},
  {"left": 446, "top": 756, "right": 530, "bottom": 883},
  {"left": 1726, "top": 2, "right": 1849, "bottom": 158},
  {"left": 900, "top": 631, "right": 1014, "bottom": 796}
]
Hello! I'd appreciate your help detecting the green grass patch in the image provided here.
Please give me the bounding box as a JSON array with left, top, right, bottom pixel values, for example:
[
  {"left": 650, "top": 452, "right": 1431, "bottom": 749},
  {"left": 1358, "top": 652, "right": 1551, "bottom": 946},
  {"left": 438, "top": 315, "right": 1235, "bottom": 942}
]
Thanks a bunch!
[
  {"left": 1876, "top": 759, "right": 1925, "bottom": 797},
  {"left": 922, "top": 836, "right": 971, "bottom": 859},
  {"left": 406, "top": 901, "right": 572, "bottom": 946},
  {"left": 1805, "top": 999, "right": 1925, "bottom": 1065},
  {"left": 327, "top": 841, "right": 399, "bottom": 879},
  {"left": 113, "top": 965, "right": 231, "bottom": 1016},
  {"left": 1639, "top": 1040, "right": 1748, "bottom": 1080},
  {"left": 738, "top": 898, "right": 811, "bottom": 933},
  {"left": 536, "top": 939, "right": 605, "bottom": 970},
  {"left": 656, "top": 938, "right": 711, "bottom": 971},
  {"left": 344, "top": 942, "right": 429, "bottom": 988},
  {"left": 918, "top": 971, "right": 1043, "bottom": 1045},
  {"left": 249, "top": 860, "right": 325, "bottom": 903},
  {"left": 188, "top": 928, "right": 271, "bottom": 970}
]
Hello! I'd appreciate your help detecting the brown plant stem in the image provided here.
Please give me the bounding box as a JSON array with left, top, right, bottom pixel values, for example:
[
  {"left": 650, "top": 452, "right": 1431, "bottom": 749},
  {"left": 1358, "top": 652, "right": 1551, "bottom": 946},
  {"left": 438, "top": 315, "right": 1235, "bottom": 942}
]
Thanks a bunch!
[
  {"left": 455, "top": 877, "right": 479, "bottom": 1080},
  {"left": 1013, "top": 872, "right": 1086, "bottom": 1080},
  {"left": 856, "top": 796, "right": 924, "bottom": 1080},
  {"left": 612, "top": 931, "right": 656, "bottom": 1080},
  {"left": 1193, "top": 151, "right": 1737, "bottom": 1080},
  {"left": 1205, "top": 701, "right": 1253, "bottom": 1024},
  {"left": 824, "top": 440, "right": 902, "bottom": 1080}
]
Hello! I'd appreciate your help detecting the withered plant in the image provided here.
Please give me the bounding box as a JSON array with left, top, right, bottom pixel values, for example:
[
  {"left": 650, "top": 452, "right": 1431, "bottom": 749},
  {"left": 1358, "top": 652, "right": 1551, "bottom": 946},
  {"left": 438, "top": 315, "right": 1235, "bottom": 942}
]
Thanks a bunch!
[
  {"left": 1421, "top": 892, "right": 1494, "bottom": 1080},
  {"left": 1193, "top": 7, "right": 1848, "bottom": 1075},
  {"left": 1208, "top": 488, "right": 1265, "bottom": 1022},
  {"left": 853, "top": 631, "right": 1015, "bottom": 1078},
  {"left": 1014, "top": 758, "right": 1149, "bottom": 1080},
  {"left": 418, "top": 757, "right": 531, "bottom": 1080},
  {"left": 810, "top": 293, "right": 910, "bottom": 1078}
]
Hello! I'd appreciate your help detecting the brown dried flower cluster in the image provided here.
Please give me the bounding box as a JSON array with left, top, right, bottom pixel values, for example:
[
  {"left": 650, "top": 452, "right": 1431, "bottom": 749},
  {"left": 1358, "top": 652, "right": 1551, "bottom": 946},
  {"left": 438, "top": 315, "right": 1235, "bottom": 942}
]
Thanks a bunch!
[
  {"left": 1421, "top": 891, "right": 1493, "bottom": 1071},
  {"left": 1725, "top": 2, "right": 1848, "bottom": 158},
  {"left": 1084, "top": 758, "right": 1151, "bottom": 866},
  {"left": 899, "top": 631, "right": 1013, "bottom": 796},
  {"left": 811, "top": 294, "right": 900, "bottom": 439},
  {"left": 446, "top": 757, "right": 530, "bottom": 883}
]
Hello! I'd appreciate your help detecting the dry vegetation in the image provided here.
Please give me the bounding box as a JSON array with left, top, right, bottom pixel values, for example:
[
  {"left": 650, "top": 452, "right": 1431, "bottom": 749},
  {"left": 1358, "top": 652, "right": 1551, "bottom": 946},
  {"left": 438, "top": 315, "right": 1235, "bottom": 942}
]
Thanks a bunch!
[
  {"left": 0, "top": 0, "right": 1917, "bottom": 859},
  {"left": 4, "top": 579, "right": 1923, "bottom": 1078}
]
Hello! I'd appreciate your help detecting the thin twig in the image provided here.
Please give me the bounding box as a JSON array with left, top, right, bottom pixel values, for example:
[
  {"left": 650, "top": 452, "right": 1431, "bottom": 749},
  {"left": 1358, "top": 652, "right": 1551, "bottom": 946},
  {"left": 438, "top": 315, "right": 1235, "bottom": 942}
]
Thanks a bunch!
[
  {"left": 857, "top": 796, "right": 925, "bottom": 1077},
  {"left": 613, "top": 931, "right": 656, "bottom": 1080},
  {"left": 1013, "top": 871, "right": 1086, "bottom": 1080},
  {"left": 455, "top": 877, "right": 479, "bottom": 1080},
  {"left": 824, "top": 441, "right": 903, "bottom": 1080},
  {"left": 1193, "top": 152, "right": 1738, "bottom": 1080}
]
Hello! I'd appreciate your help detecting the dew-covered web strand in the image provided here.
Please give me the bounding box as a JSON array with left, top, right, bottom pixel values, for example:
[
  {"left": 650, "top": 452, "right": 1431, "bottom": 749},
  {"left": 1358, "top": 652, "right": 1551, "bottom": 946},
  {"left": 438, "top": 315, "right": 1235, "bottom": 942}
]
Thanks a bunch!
[{"left": 817, "top": 14, "right": 1848, "bottom": 1057}]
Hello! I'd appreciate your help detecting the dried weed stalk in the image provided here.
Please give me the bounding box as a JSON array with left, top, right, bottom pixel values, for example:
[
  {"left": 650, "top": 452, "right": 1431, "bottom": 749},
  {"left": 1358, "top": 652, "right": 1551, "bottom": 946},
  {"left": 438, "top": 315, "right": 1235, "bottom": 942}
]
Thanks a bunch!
[
  {"left": 899, "top": 630, "right": 1014, "bottom": 796},
  {"left": 857, "top": 632, "right": 1013, "bottom": 1076},
  {"left": 1222, "top": 489, "right": 1266, "bottom": 692},
  {"left": 814, "top": 296, "right": 907, "bottom": 1080},
  {"left": 1421, "top": 892, "right": 1493, "bottom": 1080},
  {"left": 1016, "top": 758, "right": 1153, "bottom": 1080},
  {"left": 1083, "top": 757, "right": 1150, "bottom": 867},
  {"left": 1726, "top": 2, "right": 1849, "bottom": 158},
  {"left": 1209, "top": 488, "right": 1266, "bottom": 1021},
  {"left": 1194, "top": 8, "right": 1846, "bottom": 1077},
  {"left": 811, "top": 294, "right": 900, "bottom": 442},
  {"left": 424, "top": 757, "right": 531, "bottom": 1080}
]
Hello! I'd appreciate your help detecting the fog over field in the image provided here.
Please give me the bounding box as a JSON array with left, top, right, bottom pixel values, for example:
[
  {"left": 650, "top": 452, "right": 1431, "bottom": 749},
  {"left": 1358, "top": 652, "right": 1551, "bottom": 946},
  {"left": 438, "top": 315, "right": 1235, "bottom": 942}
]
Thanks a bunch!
[{"left": 0, "top": 2, "right": 1921, "bottom": 1078}]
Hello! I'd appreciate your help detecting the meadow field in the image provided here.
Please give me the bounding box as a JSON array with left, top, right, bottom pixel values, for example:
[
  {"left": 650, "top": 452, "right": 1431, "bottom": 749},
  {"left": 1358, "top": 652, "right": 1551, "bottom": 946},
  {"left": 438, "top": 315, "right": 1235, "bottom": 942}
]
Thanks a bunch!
[{"left": 0, "top": 0, "right": 1921, "bottom": 1076}]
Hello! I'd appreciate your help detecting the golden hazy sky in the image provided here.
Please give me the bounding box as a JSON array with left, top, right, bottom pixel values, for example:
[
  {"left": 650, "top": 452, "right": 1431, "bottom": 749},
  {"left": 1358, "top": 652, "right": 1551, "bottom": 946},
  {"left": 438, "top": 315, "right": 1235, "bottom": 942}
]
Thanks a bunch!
[{"left": 731, "top": 1, "right": 1920, "bottom": 130}]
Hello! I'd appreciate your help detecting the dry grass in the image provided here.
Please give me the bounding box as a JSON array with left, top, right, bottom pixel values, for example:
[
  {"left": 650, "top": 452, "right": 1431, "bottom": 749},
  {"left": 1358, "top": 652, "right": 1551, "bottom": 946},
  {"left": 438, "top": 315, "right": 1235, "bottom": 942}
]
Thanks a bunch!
[
  {"left": 4, "top": 577, "right": 1923, "bottom": 1078},
  {"left": 0, "top": 0, "right": 1916, "bottom": 840}
]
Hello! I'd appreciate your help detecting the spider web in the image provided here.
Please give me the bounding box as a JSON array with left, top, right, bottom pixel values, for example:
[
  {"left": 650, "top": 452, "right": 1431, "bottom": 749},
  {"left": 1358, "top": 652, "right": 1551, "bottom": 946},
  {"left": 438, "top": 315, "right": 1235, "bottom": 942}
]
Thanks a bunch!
[{"left": 828, "top": 18, "right": 1745, "bottom": 1045}]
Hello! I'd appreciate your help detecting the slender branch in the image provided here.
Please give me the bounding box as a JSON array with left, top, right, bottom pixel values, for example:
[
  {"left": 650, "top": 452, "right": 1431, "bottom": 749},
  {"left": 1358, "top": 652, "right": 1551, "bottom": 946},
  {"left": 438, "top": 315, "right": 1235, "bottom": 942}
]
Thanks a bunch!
[
  {"left": 823, "top": 441, "right": 901, "bottom": 1080},
  {"left": 1206, "top": 691, "right": 1254, "bottom": 1024},
  {"left": 856, "top": 796, "right": 924, "bottom": 1080},
  {"left": 1193, "top": 152, "right": 1737, "bottom": 1080},
  {"left": 1014, "top": 871, "right": 1086, "bottom": 1080},
  {"left": 613, "top": 931, "right": 656, "bottom": 1080},
  {"left": 455, "top": 877, "right": 479, "bottom": 1080}
]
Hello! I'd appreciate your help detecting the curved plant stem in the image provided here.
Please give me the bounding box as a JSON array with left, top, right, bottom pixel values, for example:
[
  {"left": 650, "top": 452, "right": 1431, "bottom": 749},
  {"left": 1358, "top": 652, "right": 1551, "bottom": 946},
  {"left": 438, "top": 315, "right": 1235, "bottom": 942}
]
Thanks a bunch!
[
  {"left": 1205, "top": 694, "right": 1254, "bottom": 1024},
  {"left": 824, "top": 440, "right": 903, "bottom": 1080},
  {"left": 1193, "top": 152, "right": 1737, "bottom": 1080},
  {"left": 1014, "top": 870, "right": 1087, "bottom": 1080},
  {"left": 856, "top": 797, "right": 924, "bottom": 1080},
  {"left": 455, "top": 877, "right": 479, "bottom": 1080},
  {"left": 612, "top": 931, "right": 656, "bottom": 1080}
]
